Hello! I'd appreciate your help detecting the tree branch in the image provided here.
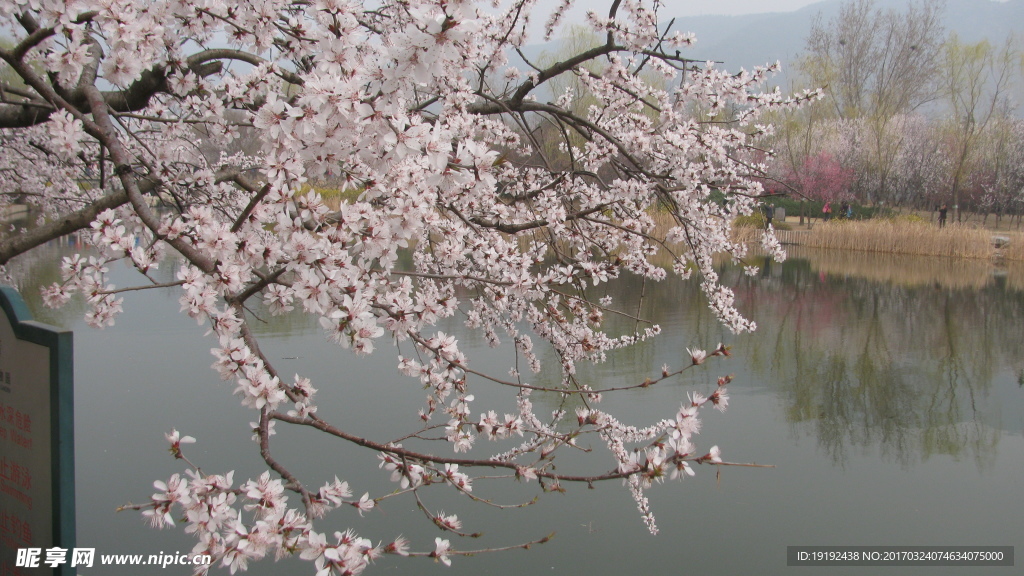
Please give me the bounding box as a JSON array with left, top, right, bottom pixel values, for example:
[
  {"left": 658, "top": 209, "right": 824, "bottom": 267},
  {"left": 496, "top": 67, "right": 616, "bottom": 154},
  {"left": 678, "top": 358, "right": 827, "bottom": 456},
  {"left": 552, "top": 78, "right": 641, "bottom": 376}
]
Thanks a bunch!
[{"left": 0, "top": 188, "right": 129, "bottom": 266}]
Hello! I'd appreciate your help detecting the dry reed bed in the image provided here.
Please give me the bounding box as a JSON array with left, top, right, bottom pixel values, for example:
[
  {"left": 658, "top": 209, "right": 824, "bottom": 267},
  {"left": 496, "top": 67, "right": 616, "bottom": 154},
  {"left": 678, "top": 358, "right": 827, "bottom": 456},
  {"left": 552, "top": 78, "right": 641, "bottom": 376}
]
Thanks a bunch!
[
  {"left": 319, "top": 190, "right": 1020, "bottom": 262},
  {"left": 730, "top": 226, "right": 764, "bottom": 246},
  {"left": 799, "top": 220, "right": 994, "bottom": 259},
  {"left": 1001, "top": 232, "right": 1024, "bottom": 262}
]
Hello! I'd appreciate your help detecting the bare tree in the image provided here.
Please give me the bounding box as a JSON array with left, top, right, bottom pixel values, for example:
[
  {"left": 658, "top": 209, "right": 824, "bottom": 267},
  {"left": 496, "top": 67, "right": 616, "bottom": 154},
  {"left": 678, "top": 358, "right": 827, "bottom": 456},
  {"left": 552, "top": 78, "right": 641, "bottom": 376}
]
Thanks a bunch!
[
  {"left": 940, "top": 33, "right": 1020, "bottom": 222},
  {"left": 801, "top": 0, "right": 945, "bottom": 203}
]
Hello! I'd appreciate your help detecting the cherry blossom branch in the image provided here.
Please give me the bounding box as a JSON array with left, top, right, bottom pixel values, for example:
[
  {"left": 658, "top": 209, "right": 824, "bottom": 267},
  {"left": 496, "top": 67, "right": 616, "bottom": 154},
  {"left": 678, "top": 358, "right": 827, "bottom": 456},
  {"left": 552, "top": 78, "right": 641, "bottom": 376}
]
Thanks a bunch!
[
  {"left": 271, "top": 411, "right": 633, "bottom": 483},
  {"left": 231, "top": 182, "right": 273, "bottom": 233},
  {"left": 187, "top": 49, "right": 305, "bottom": 87},
  {"left": 405, "top": 533, "right": 554, "bottom": 561},
  {"left": 79, "top": 86, "right": 218, "bottom": 274},
  {"left": 0, "top": 188, "right": 129, "bottom": 265},
  {"left": 410, "top": 490, "right": 480, "bottom": 538},
  {"left": 97, "top": 281, "right": 186, "bottom": 295},
  {"left": 10, "top": 11, "right": 91, "bottom": 66},
  {"left": 257, "top": 408, "right": 314, "bottom": 512},
  {"left": 0, "top": 1, "right": 812, "bottom": 568}
]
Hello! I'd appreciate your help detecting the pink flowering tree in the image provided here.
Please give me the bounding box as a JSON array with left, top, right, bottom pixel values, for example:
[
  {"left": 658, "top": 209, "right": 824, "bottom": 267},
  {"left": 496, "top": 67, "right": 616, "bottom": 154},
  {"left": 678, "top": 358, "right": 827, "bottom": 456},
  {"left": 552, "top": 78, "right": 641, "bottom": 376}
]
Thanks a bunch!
[
  {"left": 0, "top": 0, "right": 818, "bottom": 573},
  {"left": 784, "top": 150, "right": 855, "bottom": 204}
]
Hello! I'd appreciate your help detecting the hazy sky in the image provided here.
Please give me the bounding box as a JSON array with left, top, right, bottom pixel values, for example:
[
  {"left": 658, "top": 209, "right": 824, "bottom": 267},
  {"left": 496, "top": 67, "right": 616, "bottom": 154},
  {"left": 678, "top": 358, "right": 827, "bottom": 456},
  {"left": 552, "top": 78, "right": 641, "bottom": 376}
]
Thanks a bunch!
[
  {"left": 529, "top": 0, "right": 1011, "bottom": 30},
  {"left": 526, "top": 0, "right": 1011, "bottom": 41},
  {"left": 526, "top": 0, "right": 826, "bottom": 40},
  {"left": 532, "top": 0, "right": 825, "bottom": 21},
  {"left": 654, "top": 0, "right": 825, "bottom": 16},
  {"left": 657, "top": 0, "right": 1009, "bottom": 16}
]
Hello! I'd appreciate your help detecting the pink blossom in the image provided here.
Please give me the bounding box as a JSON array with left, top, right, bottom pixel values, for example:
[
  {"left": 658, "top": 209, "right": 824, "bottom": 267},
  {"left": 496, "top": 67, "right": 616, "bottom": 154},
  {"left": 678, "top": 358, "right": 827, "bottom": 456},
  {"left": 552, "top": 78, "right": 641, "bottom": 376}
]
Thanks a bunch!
[
  {"left": 0, "top": 0, "right": 799, "bottom": 563},
  {"left": 165, "top": 429, "right": 196, "bottom": 459}
]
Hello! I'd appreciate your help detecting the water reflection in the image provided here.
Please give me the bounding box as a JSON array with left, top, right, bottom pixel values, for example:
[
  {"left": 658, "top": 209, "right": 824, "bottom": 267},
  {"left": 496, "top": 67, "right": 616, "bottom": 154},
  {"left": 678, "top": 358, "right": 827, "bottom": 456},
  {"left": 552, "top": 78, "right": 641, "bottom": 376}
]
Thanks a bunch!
[
  {"left": 783, "top": 246, "right": 1019, "bottom": 290},
  {"left": 7, "top": 241, "right": 1023, "bottom": 471},
  {"left": 729, "top": 250, "right": 1023, "bottom": 469},
  {"left": 3, "top": 242, "right": 1023, "bottom": 576}
]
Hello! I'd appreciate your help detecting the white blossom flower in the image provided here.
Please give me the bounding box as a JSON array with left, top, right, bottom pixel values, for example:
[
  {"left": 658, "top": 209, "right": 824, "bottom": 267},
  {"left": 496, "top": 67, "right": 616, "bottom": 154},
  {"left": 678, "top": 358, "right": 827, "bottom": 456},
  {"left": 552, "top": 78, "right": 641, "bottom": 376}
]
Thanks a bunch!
[{"left": 433, "top": 538, "right": 452, "bottom": 566}]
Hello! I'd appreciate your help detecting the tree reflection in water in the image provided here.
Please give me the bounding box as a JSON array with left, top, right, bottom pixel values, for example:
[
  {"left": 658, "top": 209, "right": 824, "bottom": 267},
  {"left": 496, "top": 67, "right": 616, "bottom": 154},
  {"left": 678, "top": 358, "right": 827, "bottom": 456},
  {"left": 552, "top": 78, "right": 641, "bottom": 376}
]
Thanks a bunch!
[
  {"left": 7, "top": 241, "right": 1023, "bottom": 473},
  {"left": 518, "top": 246, "right": 1022, "bottom": 472},
  {"left": 731, "top": 248, "right": 1023, "bottom": 470}
]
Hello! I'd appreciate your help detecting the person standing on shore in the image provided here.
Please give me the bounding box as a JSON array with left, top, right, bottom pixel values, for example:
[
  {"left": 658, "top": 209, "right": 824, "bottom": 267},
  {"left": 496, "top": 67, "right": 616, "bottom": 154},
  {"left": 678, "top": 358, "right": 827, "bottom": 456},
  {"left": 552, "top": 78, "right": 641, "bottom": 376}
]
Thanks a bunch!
[
  {"left": 939, "top": 204, "right": 948, "bottom": 228},
  {"left": 823, "top": 201, "right": 832, "bottom": 221}
]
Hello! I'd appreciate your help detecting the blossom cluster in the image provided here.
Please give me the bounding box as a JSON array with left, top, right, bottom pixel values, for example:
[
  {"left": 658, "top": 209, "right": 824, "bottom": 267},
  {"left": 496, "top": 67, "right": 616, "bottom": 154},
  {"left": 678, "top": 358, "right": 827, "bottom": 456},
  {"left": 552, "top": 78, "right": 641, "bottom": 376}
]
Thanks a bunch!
[
  {"left": 141, "top": 462, "right": 401, "bottom": 575},
  {"left": 0, "top": 0, "right": 813, "bottom": 571}
]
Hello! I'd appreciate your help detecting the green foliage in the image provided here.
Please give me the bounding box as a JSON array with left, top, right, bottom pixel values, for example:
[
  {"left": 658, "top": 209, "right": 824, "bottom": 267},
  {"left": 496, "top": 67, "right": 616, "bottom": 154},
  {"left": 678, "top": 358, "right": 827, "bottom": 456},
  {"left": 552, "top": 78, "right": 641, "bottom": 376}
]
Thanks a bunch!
[
  {"left": 300, "top": 184, "right": 362, "bottom": 205},
  {"left": 766, "top": 197, "right": 806, "bottom": 214},
  {"left": 734, "top": 213, "right": 792, "bottom": 230},
  {"left": 767, "top": 196, "right": 886, "bottom": 220},
  {"left": 1, "top": 39, "right": 34, "bottom": 91},
  {"left": 733, "top": 214, "right": 765, "bottom": 228},
  {"left": 882, "top": 213, "right": 927, "bottom": 224}
]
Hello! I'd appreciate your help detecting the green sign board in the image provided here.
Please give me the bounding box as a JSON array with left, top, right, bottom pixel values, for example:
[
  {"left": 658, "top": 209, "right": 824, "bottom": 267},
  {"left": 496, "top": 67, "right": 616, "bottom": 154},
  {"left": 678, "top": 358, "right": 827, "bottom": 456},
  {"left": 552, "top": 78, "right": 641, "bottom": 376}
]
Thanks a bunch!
[{"left": 0, "top": 286, "right": 74, "bottom": 576}]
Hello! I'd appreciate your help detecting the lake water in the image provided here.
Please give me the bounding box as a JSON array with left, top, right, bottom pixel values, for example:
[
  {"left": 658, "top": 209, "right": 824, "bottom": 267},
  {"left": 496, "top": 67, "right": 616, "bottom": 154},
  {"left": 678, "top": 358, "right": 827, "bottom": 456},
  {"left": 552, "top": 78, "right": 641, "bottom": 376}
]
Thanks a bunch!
[{"left": 5, "top": 242, "right": 1024, "bottom": 575}]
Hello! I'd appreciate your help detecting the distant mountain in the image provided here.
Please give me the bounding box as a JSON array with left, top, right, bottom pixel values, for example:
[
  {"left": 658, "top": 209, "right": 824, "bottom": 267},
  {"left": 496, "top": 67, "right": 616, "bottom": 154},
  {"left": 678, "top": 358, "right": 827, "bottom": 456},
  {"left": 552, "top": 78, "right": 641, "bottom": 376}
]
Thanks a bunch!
[
  {"left": 519, "top": 0, "right": 1024, "bottom": 90},
  {"left": 663, "top": 10, "right": 816, "bottom": 77},
  {"left": 664, "top": 0, "right": 1024, "bottom": 85}
]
